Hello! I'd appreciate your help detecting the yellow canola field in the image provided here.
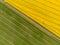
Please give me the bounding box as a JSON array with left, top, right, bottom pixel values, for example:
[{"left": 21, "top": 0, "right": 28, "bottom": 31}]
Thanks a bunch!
[{"left": 4, "top": 0, "right": 60, "bottom": 37}]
